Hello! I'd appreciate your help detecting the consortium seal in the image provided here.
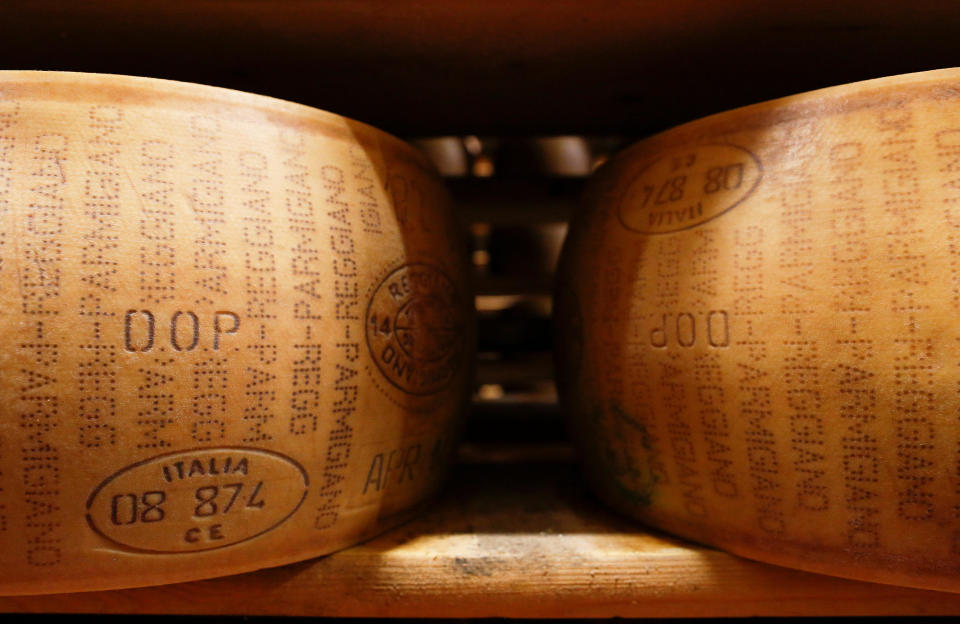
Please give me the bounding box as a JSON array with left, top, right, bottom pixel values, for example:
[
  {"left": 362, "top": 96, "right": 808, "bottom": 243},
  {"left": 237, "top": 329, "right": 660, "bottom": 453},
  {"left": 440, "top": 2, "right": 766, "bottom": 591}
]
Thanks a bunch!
[{"left": 366, "top": 263, "right": 465, "bottom": 396}]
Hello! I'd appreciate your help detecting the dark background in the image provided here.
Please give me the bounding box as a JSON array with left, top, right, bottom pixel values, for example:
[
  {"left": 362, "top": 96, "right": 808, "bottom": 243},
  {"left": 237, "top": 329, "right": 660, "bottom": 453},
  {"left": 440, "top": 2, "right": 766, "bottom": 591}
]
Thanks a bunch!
[{"left": 5, "top": 1, "right": 960, "bottom": 138}]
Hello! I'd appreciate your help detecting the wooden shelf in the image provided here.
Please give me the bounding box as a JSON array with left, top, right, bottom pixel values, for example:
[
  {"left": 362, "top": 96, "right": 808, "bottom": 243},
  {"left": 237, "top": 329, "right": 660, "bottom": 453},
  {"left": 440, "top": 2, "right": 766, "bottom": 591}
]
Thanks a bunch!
[{"left": 4, "top": 456, "right": 960, "bottom": 618}]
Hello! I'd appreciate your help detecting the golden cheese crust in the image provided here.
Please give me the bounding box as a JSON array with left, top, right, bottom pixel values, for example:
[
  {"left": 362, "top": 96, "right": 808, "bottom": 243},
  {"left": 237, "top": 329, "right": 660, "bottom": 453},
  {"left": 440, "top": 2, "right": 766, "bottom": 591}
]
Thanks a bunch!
[
  {"left": 557, "top": 68, "right": 960, "bottom": 592},
  {"left": 0, "top": 71, "right": 473, "bottom": 594}
]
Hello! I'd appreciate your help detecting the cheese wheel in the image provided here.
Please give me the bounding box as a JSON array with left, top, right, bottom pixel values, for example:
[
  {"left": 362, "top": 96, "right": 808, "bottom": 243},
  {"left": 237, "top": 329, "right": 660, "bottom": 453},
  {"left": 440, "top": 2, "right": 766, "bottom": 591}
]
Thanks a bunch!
[
  {"left": 556, "top": 68, "right": 960, "bottom": 592},
  {"left": 0, "top": 72, "right": 474, "bottom": 594}
]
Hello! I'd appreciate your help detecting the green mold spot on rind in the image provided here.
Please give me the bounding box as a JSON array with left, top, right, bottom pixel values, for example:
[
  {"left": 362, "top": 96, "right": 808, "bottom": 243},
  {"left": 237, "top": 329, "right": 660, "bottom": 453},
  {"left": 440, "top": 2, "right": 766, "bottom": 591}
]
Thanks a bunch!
[{"left": 588, "top": 401, "right": 659, "bottom": 508}]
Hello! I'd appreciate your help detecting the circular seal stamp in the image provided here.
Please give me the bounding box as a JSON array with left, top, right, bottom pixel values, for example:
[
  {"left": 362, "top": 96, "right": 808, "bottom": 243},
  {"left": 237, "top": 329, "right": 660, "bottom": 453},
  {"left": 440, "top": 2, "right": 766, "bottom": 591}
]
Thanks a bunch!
[{"left": 366, "top": 263, "right": 466, "bottom": 396}]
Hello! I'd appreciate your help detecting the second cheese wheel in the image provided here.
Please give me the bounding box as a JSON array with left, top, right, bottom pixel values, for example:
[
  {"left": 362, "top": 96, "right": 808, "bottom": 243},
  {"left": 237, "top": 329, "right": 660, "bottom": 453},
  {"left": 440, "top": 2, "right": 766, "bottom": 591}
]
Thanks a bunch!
[
  {"left": 557, "top": 68, "right": 960, "bottom": 592},
  {"left": 0, "top": 72, "right": 474, "bottom": 594}
]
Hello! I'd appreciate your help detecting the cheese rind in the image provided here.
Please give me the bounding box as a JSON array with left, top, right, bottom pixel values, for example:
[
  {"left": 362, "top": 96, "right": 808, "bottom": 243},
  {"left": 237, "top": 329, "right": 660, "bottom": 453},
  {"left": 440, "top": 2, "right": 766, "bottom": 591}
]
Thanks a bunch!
[
  {"left": 0, "top": 71, "right": 473, "bottom": 594},
  {"left": 557, "top": 68, "right": 960, "bottom": 592}
]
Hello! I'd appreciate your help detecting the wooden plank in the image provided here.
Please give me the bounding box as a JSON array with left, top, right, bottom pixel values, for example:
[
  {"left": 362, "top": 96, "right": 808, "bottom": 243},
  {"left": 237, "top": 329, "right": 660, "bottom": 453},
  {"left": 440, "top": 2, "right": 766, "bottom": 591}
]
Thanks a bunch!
[{"left": 3, "top": 460, "right": 960, "bottom": 617}]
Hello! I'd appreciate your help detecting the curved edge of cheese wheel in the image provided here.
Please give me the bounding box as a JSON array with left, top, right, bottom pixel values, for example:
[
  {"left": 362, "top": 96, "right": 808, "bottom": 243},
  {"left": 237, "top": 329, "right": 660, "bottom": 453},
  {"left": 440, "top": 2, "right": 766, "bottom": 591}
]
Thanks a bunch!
[
  {"left": 0, "top": 71, "right": 474, "bottom": 594},
  {"left": 557, "top": 67, "right": 960, "bottom": 593},
  {"left": 582, "top": 457, "right": 960, "bottom": 594},
  {"left": 0, "top": 505, "right": 429, "bottom": 597},
  {"left": 0, "top": 70, "right": 437, "bottom": 171}
]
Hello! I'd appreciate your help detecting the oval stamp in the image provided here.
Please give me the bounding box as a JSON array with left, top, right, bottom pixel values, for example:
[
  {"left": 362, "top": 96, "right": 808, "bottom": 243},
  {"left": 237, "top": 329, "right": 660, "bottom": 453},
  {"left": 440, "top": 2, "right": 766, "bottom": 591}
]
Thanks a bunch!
[
  {"left": 617, "top": 143, "right": 763, "bottom": 234},
  {"left": 86, "top": 447, "right": 308, "bottom": 553},
  {"left": 366, "top": 263, "right": 465, "bottom": 395}
]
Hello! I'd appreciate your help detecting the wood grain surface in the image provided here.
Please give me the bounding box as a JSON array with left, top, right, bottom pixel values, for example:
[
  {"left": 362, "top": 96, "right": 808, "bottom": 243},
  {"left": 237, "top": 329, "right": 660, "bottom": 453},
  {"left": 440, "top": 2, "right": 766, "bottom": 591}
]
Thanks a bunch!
[{"left": 1, "top": 459, "right": 960, "bottom": 617}]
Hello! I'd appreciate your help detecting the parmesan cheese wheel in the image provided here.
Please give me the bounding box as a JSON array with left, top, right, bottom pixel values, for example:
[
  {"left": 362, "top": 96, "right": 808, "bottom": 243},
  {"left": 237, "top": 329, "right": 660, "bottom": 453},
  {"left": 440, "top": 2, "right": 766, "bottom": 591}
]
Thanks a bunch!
[
  {"left": 556, "top": 68, "right": 960, "bottom": 592},
  {"left": 0, "top": 72, "right": 474, "bottom": 594}
]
